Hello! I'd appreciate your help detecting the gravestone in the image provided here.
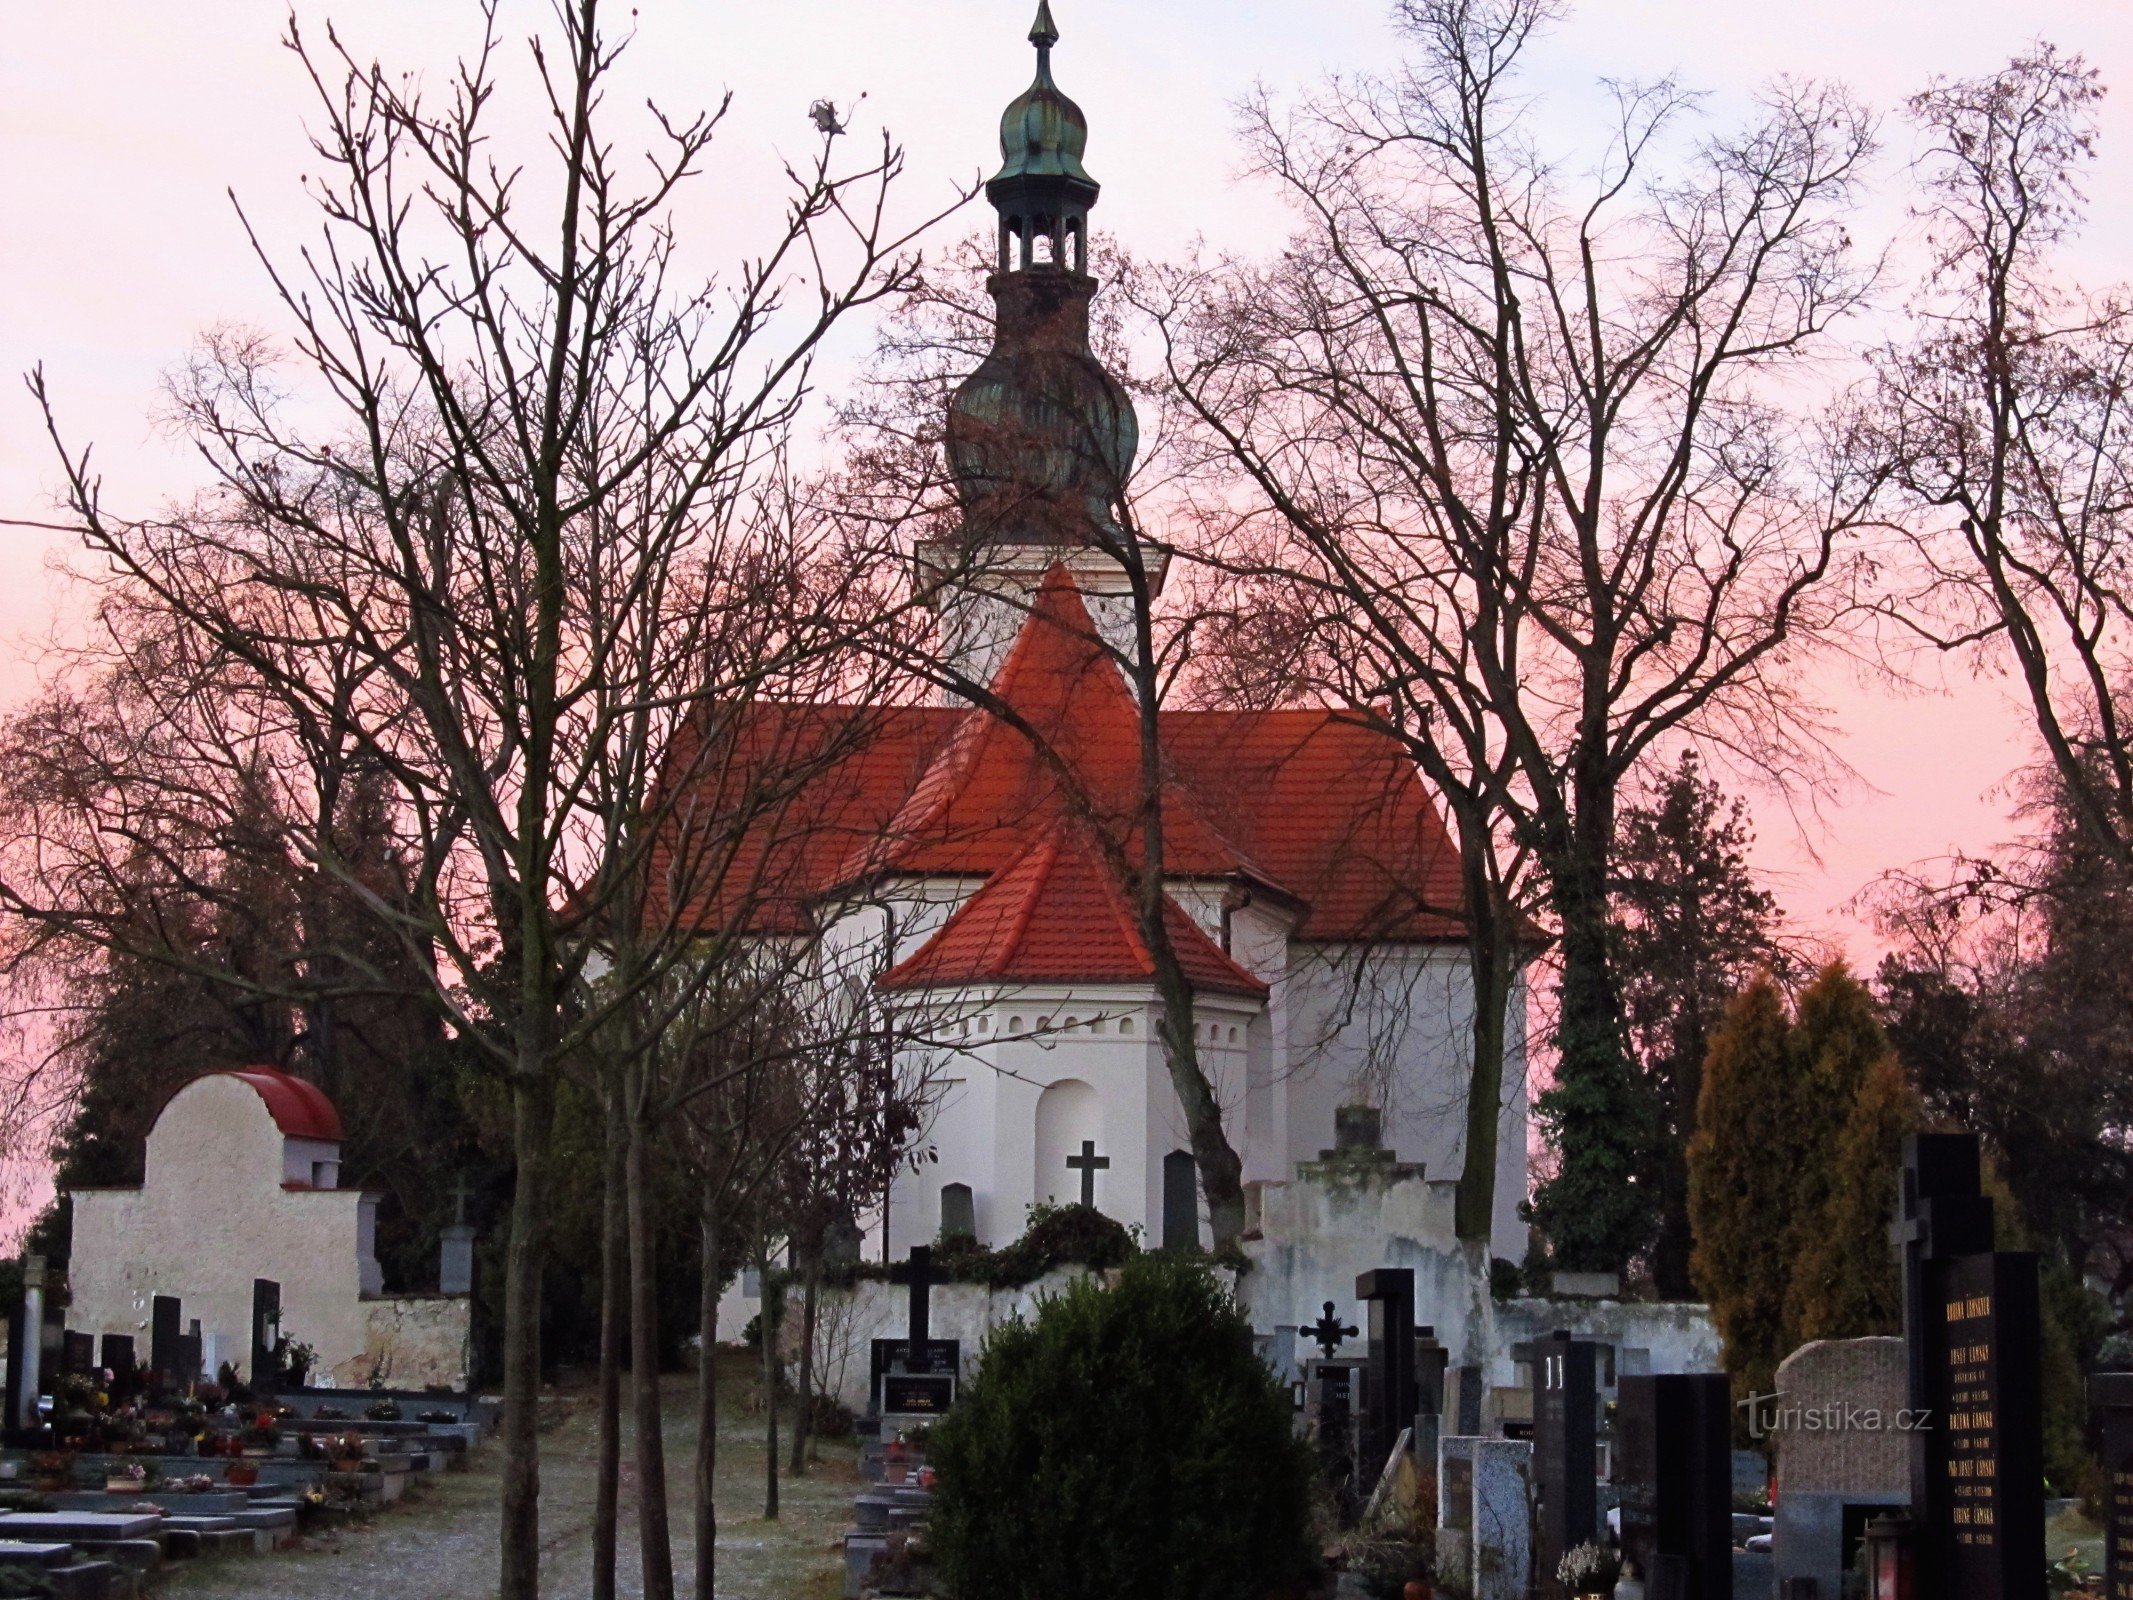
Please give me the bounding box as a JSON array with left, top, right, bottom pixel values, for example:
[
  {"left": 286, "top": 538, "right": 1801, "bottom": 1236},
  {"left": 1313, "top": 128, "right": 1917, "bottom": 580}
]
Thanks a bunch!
[
  {"left": 2091, "top": 1373, "right": 2133, "bottom": 1600},
  {"left": 1520, "top": 1330, "right": 1601, "bottom": 1599},
  {"left": 1927, "top": 1248, "right": 2045, "bottom": 1598},
  {"left": 440, "top": 1175, "right": 478, "bottom": 1297},
  {"left": 60, "top": 1332, "right": 95, "bottom": 1378},
  {"left": 150, "top": 1296, "right": 182, "bottom": 1388},
  {"left": 98, "top": 1334, "right": 134, "bottom": 1380},
  {"left": 1770, "top": 1337, "right": 1910, "bottom": 1599},
  {"left": 1065, "top": 1139, "right": 1108, "bottom": 1209},
  {"left": 1894, "top": 1133, "right": 2045, "bottom": 1600},
  {"left": 1160, "top": 1150, "right": 1198, "bottom": 1251},
  {"left": 1308, "top": 1357, "right": 1367, "bottom": 1516},
  {"left": 1447, "top": 1362, "right": 1486, "bottom": 1436},
  {"left": 870, "top": 1246, "right": 958, "bottom": 1419},
  {"left": 1356, "top": 1269, "right": 1417, "bottom": 1480},
  {"left": 249, "top": 1278, "right": 281, "bottom": 1390},
  {"left": 1438, "top": 1435, "right": 1482, "bottom": 1580},
  {"left": 938, "top": 1183, "right": 976, "bottom": 1243},
  {"left": 1414, "top": 1325, "right": 1449, "bottom": 1469},
  {"left": 1617, "top": 1373, "right": 1733, "bottom": 1600},
  {"left": 1472, "top": 1437, "right": 1535, "bottom": 1600},
  {"left": 177, "top": 1321, "right": 203, "bottom": 1392}
]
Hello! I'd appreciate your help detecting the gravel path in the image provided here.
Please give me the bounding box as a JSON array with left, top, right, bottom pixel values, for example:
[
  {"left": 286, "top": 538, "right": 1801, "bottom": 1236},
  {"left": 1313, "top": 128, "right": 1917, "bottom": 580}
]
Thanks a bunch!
[{"left": 156, "top": 1362, "right": 857, "bottom": 1600}]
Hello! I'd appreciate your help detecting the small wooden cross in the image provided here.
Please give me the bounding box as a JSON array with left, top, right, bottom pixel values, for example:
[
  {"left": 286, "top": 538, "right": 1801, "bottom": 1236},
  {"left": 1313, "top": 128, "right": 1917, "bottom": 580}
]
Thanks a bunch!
[
  {"left": 448, "top": 1175, "right": 476, "bottom": 1227},
  {"left": 1065, "top": 1139, "right": 1109, "bottom": 1208},
  {"left": 1305, "top": 1300, "right": 1358, "bottom": 1360}
]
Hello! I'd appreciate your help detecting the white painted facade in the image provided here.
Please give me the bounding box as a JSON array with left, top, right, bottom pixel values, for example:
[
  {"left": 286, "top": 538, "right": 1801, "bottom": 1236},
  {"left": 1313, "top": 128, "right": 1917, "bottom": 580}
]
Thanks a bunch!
[
  {"left": 851, "top": 873, "right": 1530, "bottom": 1263},
  {"left": 66, "top": 1074, "right": 470, "bottom": 1389}
]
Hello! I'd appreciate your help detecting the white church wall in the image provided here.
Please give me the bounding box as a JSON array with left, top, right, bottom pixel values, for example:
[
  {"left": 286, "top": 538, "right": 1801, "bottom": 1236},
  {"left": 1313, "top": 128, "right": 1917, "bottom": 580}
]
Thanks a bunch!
[
  {"left": 1283, "top": 943, "right": 1530, "bottom": 1261},
  {"left": 67, "top": 1076, "right": 398, "bottom": 1388},
  {"left": 881, "top": 987, "right": 1263, "bottom": 1256}
]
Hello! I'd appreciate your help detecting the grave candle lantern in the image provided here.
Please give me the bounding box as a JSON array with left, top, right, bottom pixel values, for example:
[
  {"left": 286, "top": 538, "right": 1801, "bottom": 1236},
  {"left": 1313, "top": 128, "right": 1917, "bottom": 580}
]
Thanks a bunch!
[{"left": 1862, "top": 1513, "right": 1915, "bottom": 1600}]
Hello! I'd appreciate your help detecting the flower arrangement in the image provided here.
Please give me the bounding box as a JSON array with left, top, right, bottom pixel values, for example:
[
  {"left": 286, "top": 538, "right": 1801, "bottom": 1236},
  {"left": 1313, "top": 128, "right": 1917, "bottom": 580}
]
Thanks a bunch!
[
  {"left": 178, "top": 1473, "right": 217, "bottom": 1493},
  {"left": 1558, "top": 1543, "right": 1621, "bottom": 1595},
  {"left": 314, "top": 1404, "right": 350, "bottom": 1420},
  {"left": 364, "top": 1399, "right": 403, "bottom": 1422}
]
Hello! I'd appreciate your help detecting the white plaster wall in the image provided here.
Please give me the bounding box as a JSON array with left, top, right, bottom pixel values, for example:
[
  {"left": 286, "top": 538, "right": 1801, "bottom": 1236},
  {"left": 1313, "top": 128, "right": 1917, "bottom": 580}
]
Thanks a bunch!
[
  {"left": 1285, "top": 943, "right": 1530, "bottom": 1261},
  {"left": 882, "top": 988, "right": 1260, "bottom": 1255},
  {"left": 66, "top": 1076, "right": 420, "bottom": 1389}
]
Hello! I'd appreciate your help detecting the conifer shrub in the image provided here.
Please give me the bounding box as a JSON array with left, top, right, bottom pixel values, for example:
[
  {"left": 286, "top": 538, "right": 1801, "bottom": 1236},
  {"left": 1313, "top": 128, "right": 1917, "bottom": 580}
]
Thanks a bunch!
[{"left": 926, "top": 1254, "right": 1320, "bottom": 1600}]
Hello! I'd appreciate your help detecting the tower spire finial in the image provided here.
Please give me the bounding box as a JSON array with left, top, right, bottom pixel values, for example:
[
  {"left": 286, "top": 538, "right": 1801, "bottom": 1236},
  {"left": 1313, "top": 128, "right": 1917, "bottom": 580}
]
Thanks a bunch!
[{"left": 1030, "top": 1, "right": 1060, "bottom": 54}]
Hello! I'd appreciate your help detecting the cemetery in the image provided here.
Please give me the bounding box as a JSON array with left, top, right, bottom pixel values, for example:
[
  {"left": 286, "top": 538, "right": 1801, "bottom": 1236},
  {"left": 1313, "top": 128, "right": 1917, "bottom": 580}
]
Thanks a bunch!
[{"left": 3, "top": 0, "right": 2131, "bottom": 1598}]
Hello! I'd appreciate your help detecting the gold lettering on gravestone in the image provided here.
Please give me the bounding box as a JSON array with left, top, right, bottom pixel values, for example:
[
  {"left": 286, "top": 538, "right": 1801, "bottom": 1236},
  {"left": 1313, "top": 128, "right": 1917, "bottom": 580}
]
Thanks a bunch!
[
  {"left": 2113, "top": 1463, "right": 2133, "bottom": 1598},
  {"left": 1944, "top": 1294, "right": 1999, "bottom": 1551}
]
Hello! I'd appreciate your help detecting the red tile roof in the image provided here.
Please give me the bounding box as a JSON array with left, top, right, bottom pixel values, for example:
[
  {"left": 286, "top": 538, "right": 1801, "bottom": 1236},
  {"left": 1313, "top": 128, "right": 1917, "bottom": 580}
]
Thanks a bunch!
[
  {"left": 648, "top": 569, "right": 1468, "bottom": 949},
  {"left": 219, "top": 1066, "right": 343, "bottom": 1142},
  {"left": 879, "top": 823, "right": 1270, "bottom": 998}
]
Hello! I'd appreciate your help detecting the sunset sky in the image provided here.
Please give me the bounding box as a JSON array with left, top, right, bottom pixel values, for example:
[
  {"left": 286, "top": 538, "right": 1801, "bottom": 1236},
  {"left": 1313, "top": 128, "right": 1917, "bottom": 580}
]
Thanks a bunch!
[{"left": 6, "top": 0, "right": 2132, "bottom": 960}]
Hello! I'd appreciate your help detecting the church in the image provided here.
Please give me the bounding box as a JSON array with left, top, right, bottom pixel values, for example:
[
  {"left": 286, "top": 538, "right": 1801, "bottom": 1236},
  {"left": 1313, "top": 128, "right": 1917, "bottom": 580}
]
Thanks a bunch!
[{"left": 662, "top": 4, "right": 1529, "bottom": 1264}]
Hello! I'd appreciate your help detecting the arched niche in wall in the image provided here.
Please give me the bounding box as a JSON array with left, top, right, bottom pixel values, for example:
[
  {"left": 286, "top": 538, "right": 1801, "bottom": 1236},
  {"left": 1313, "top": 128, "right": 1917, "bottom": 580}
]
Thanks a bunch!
[{"left": 1033, "top": 1078, "right": 1100, "bottom": 1208}]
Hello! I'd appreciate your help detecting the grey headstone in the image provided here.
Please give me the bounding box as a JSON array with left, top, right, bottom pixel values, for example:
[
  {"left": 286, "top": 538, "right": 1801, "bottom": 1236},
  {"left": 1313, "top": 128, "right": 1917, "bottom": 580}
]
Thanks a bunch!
[
  {"left": 439, "top": 1224, "right": 477, "bottom": 1297},
  {"left": 1770, "top": 1338, "right": 1909, "bottom": 1600},
  {"left": 1472, "top": 1438, "right": 1534, "bottom": 1600},
  {"left": 938, "top": 1183, "right": 976, "bottom": 1243}
]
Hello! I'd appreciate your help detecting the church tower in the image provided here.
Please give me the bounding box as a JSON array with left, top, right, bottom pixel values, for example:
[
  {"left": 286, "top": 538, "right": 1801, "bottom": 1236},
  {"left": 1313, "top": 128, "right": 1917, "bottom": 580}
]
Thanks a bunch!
[{"left": 922, "top": 3, "right": 1164, "bottom": 687}]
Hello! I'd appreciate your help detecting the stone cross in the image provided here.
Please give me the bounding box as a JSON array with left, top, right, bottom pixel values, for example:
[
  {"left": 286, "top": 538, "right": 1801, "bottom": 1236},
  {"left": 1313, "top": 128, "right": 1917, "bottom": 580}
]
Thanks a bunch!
[
  {"left": 1065, "top": 1139, "right": 1109, "bottom": 1208},
  {"left": 448, "top": 1174, "right": 476, "bottom": 1227},
  {"left": 1306, "top": 1300, "right": 1358, "bottom": 1360},
  {"left": 889, "top": 1244, "right": 937, "bottom": 1351}
]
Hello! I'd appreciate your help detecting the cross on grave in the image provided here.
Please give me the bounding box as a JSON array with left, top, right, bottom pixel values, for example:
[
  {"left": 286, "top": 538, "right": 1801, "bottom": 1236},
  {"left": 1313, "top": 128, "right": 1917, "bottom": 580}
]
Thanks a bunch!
[
  {"left": 888, "top": 1245, "right": 937, "bottom": 1351},
  {"left": 448, "top": 1174, "right": 476, "bottom": 1227},
  {"left": 1306, "top": 1301, "right": 1358, "bottom": 1360},
  {"left": 1065, "top": 1139, "right": 1109, "bottom": 1208}
]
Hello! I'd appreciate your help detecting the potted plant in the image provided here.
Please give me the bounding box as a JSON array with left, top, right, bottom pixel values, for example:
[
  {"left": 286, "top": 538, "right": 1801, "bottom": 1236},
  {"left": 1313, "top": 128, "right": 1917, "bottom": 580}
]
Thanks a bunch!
[
  {"left": 364, "top": 1398, "right": 403, "bottom": 1422},
  {"left": 1558, "top": 1543, "right": 1621, "bottom": 1600},
  {"left": 326, "top": 1431, "right": 367, "bottom": 1471},
  {"left": 224, "top": 1461, "right": 259, "bottom": 1487},
  {"left": 104, "top": 1461, "right": 146, "bottom": 1495}
]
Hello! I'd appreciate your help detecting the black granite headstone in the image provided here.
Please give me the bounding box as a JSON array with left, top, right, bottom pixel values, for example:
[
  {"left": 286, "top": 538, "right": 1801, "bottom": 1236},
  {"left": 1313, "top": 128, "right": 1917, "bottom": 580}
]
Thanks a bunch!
[
  {"left": 1355, "top": 1268, "right": 1416, "bottom": 1479},
  {"left": 150, "top": 1295, "right": 181, "bottom": 1388},
  {"left": 175, "top": 1330, "right": 202, "bottom": 1391},
  {"left": 1617, "top": 1373, "right": 1733, "bottom": 1600},
  {"left": 938, "top": 1183, "right": 976, "bottom": 1243},
  {"left": 1414, "top": 1326, "right": 1449, "bottom": 1417},
  {"left": 1895, "top": 1133, "right": 1994, "bottom": 1548},
  {"left": 60, "top": 1331, "right": 95, "bottom": 1377},
  {"left": 2092, "top": 1373, "right": 2133, "bottom": 1600},
  {"left": 1161, "top": 1150, "right": 1198, "bottom": 1251},
  {"left": 1306, "top": 1357, "right": 1365, "bottom": 1517},
  {"left": 1522, "top": 1330, "right": 1602, "bottom": 1600},
  {"left": 98, "top": 1334, "right": 135, "bottom": 1382},
  {"left": 870, "top": 1246, "right": 958, "bottom": 1416},
  {"left": 1924, "top": 1248, "right": 2045, "bottom": 1599},
  {"left": 249, "top": 1278, "right": 281, "bottom": 1390}
]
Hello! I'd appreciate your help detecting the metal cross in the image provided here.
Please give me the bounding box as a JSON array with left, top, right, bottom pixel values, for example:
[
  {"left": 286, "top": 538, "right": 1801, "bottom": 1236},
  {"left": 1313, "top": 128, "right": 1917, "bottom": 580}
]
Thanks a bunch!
[
  {"left": 448, "top": 1175, "right": 476, "bottom": 1227},
  {"left": 1305, "top": 1301, "right": 1358, "bottom": 1360},
  {"left": 1065, "top": 1139, "right": 1109, "bottom": 1208}
]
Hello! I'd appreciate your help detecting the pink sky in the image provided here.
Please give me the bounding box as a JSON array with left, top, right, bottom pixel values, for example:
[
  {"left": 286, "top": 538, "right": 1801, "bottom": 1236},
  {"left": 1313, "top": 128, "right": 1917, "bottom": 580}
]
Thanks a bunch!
[{"left": 4, "top": 0, "right": 2131, "bottom": 960}]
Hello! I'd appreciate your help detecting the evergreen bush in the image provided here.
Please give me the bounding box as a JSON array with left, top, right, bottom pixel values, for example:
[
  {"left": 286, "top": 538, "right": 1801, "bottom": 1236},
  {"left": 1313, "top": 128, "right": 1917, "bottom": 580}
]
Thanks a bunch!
[{"left": 927, "top": 1254, "right": 1320, "bottom": 1600}]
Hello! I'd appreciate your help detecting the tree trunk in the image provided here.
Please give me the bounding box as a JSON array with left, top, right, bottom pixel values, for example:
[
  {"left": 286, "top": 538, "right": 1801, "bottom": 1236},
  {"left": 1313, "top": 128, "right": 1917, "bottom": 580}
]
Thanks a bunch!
[
  {"left": 593, "top": 1086, "right": 628, "bottom": 1600},
  {"left": 787, "top": 1250, "right": 818, "bottom": 1476},
  {"left": 1454, "top": 870, "right": 1515, "bottom": 1247},
  {"left": 627, "top": 1088, "right": 676, "bottom": 1600},
  {"left": 759, "top": 1243, "right": 779, "bottom": 1521},
  {"left": 499, "top": 1063, "right": 558, "bottom": 1600},
  {"left": 693, "top": 1190, "right": 721, "bottom": 1600}
]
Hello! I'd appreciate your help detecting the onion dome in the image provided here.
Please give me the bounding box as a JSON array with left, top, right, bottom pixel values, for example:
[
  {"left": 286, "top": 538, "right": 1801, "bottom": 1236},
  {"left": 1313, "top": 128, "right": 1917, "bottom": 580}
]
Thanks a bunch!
[{"left": 947, "top": 4, "right": 1139, "bottom": 548}]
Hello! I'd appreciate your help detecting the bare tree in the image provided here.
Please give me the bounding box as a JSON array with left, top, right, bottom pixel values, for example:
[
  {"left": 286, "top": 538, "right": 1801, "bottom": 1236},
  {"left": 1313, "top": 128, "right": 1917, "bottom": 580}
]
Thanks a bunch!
[
  {"left": 18, "top": 5, "right": 950, "bottom": 1595},
  {"left": 1151, "top": 0, "right": 1881, "bottom": 1270},
  {"left": 1869, "top": 45, "right": 2133, "bottom": 868}
]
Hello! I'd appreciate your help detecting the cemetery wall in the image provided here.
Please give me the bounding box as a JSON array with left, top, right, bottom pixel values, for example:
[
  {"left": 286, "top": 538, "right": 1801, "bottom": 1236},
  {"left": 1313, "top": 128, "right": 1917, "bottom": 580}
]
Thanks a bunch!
[
  {"left": 357, "top": 1294, "right": 470, "bottom": 1391},
  {"left": 808, "top": 1170, "right": 1717, "bottom": 1413}
]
